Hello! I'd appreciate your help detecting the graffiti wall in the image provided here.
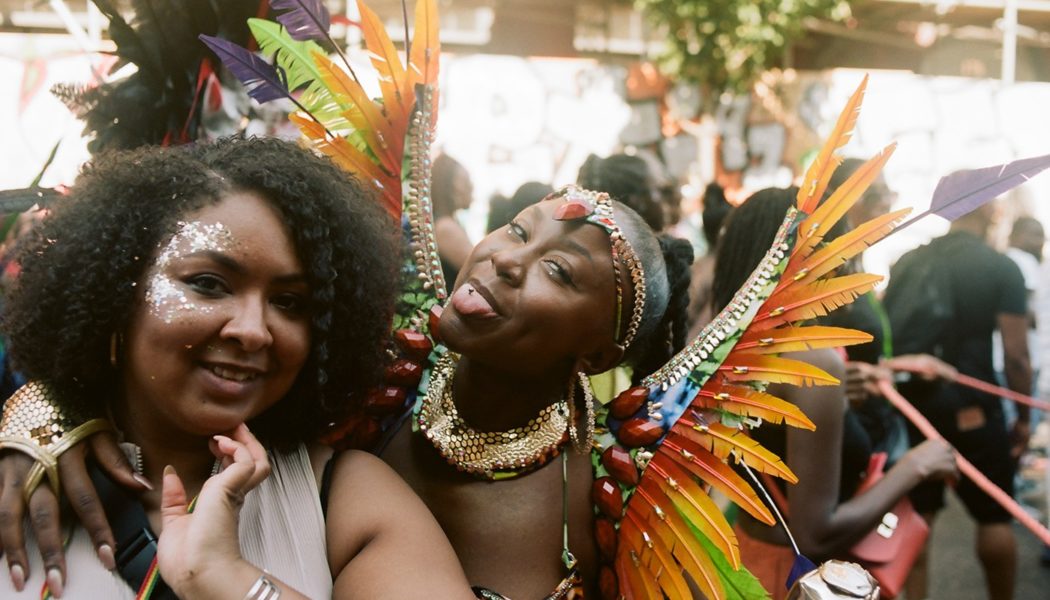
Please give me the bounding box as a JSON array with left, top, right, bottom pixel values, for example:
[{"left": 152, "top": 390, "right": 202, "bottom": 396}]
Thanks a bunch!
[{"left": 435, "top": 54, "right": 632, "bottom": 238}]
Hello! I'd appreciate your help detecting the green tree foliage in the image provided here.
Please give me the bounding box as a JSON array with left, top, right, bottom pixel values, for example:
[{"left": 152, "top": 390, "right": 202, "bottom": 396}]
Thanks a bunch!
[{"left": 636, "top": 0, "right": 851, "bottom": 96}]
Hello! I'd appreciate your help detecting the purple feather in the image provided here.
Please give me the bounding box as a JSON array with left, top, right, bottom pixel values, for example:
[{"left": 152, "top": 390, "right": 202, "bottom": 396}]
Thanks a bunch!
[
  {"left": 199, "top": 34, "right": 289, "bottom": 104},
  {"left": 271, "top": 0, "right": 331, "bottom": 41},
  {"left": 895, "top": 152, "right": 1050, "bottom": 233}
]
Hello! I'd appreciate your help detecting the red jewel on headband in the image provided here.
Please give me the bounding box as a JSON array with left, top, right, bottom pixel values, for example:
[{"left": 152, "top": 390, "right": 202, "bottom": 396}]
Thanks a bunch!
[{"left": 553, "top": 198, "right": 594, "bottom": 221}]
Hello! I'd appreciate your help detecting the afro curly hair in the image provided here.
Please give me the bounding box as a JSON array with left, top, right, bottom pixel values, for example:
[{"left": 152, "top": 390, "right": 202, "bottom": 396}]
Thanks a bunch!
[{"left": 3, "top": 136, "right": 400, "bottom": 448}]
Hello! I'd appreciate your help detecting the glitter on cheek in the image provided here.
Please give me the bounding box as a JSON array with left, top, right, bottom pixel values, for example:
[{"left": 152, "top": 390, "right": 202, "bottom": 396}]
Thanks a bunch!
[{"left": 144, "top": 220, "right": 234, "bottom": 324}]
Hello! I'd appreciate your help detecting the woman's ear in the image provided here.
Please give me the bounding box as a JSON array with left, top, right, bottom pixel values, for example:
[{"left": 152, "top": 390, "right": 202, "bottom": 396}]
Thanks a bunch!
[{"left": 576, "top": 342, "right": 625, "bottom": 376}]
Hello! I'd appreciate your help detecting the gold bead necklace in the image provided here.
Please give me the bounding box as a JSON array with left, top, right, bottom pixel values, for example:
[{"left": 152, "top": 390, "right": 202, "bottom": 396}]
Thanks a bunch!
[{"left": 417, "top": 353, "right": 569, "bottom": 480}]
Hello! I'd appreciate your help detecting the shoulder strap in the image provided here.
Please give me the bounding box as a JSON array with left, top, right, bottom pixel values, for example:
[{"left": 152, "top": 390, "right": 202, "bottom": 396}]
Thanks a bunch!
[{"left": 87, "top": 464, "right": 178, "bottom": 600}]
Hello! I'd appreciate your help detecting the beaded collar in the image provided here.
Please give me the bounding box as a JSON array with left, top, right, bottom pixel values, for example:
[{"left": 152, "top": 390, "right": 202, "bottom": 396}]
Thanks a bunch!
[{"left": 417, "top": 353, "right": 569, "bottom": 480}]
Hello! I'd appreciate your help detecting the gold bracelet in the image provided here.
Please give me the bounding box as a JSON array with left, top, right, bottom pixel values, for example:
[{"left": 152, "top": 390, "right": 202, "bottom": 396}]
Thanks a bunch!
[{"left": 0, "top": 381, "right": 113, "bottom": 503}]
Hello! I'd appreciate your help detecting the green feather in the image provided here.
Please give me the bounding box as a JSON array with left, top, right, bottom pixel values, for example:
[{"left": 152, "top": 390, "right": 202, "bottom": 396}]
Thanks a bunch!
[
  {"left": 248, "top": 18, "right": 352, "bottom": 130},
  {"left": 686, "top": 520, "right": 772, "bottom": 600},
  {"left": 248, "top": 19, "right": 327, "bottom": 92}
]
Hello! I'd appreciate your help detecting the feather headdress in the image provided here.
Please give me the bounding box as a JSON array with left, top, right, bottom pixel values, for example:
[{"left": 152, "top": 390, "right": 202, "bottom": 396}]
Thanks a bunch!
[
  {"left": 57, "top": 0, "right": 261, "bottom": 152},
  {"left": 202, "top": 0, "right": 444, "bottom": 312}
]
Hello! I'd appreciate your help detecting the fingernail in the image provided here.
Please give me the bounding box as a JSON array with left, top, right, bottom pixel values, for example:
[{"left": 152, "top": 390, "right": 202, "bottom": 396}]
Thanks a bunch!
[
  {"left": 164, "top": 464, "right": 176, "bottom": 477},
  {"left": 98, "top": 543, "right": 116, "bottom": 570},
  {"left": 133, "top": 473, "right": 154, "bottom": 490},
  {"left": 46, "top": 567, "right": 64, "bottom": 598},
  {"left": 10, "top": 564, "right": 25, "bottom": 591}
]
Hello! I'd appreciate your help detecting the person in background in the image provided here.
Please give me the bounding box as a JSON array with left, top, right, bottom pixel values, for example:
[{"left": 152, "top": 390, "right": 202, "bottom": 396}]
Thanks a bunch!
[
  {"left": 685, "top": 182, "right": 732, "bottom": 338},
  {"left": 485, "top": 181, "right": 553, "bottom": 234},
  {"left": 712, "top": 187, "right": 957, "bottom": 600},
  {"left": 884, "top": 202, "right": 1031, "bottom": 600},
  {"left": 994, "top": 216, "right": 1044, "bottom": 423},
  {"left": 432, "top": 153, "right": 476, "bottom": 285},
  {"left": 577, "top": 153, "right": 665, "bottom": 232}
]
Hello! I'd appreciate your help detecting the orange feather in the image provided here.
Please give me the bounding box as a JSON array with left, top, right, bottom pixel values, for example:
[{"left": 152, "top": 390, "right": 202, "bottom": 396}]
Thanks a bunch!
[
  {"left": 695, "top": 382, "right": 816, "bottom": 430},
  {"left": 736, "top": 325, "right": 873, "bottom": 355},
  {"left": 313, "top": 51, "right": 402, "bottom": 174},
  {"left": 796, "top": 75, "right": 868, "bottom": 213},
  {"left": 718, "top": 354, "right": 840, "bottom": 387},
  {"left": 660, "top": 436, "right": 776, "bottom": 524},
  {"left": 629, "top": 490, "right": 726, "bottom": 600},
  {"left": 679, "top": 422, "right": 798, "bottom": 483},
  {"left": 622, "top": 510, "right": 694, "bottom": 600},
  {"left": 640, "top": 462, "right": 741, "bottom": 568},
  {"left": 356, "top": 0, "right": 410, "bottom": 122},
  {"left": 408, "top": 0, "right": 439, "bottom": 87},
  {"left": 786, "top": 143, "right": 897, "bottom": 275},
  {"left": 752, "top": 273, "right": 883, "bottom": 331}
]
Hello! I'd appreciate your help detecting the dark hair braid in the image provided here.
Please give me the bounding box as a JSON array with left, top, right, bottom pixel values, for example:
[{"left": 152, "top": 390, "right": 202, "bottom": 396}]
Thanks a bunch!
[{"left": 630, "top": 235, "right": 693, "bottom": 383}]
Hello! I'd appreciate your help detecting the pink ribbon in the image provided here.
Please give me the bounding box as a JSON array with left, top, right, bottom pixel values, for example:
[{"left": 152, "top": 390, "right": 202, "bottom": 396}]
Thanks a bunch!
[{"left": 876, "top": 379, "right": 1050, "bottom": 546}]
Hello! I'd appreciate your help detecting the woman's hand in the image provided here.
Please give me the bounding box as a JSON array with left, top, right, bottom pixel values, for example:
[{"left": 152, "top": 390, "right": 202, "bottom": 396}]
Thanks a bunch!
[
  {"left": 844, "top": 361, "right": 892, "bottom": 408},
  {"left": 0, "top": 430, "right": 147, "bottom": 592},
  {"left": 900, "top": 438, "right": 959, "bottom": 483},
  {"left": 157, "top": 423, "right": 271, "bottom": 598}
]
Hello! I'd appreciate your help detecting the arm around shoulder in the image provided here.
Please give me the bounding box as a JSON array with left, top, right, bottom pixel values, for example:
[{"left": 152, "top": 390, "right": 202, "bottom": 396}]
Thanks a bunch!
[{"left": 325, "top": 450, "right": 473, "bottom": 600}]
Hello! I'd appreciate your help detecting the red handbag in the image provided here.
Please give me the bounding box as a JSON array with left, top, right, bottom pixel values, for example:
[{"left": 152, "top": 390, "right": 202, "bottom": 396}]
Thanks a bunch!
[
  {"left": 845, "top": 452, "right": 929, "bottom": 598},
  {"left": 762, "top": 452, "right": 928, "bottom": 599}
]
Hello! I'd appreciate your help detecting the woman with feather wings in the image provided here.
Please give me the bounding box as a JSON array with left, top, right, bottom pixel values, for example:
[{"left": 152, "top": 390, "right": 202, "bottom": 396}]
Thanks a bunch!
[{"left": 3, "top": 1, "right": 1040, "bottom": 599}]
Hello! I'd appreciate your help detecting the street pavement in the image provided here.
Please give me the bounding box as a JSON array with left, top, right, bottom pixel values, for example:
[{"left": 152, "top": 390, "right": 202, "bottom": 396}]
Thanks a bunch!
[{"left": 925, "top": 492, "right": 1050, "bottom": 599}]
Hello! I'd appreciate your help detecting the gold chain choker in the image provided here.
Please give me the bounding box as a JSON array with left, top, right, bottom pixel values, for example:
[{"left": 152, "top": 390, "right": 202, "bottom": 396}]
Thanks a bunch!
[{"left": 418, "top": 354, "right": 569, "bottom": 480}]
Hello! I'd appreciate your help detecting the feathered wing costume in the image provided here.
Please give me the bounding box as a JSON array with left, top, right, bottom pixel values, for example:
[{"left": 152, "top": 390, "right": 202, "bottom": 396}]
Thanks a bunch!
[
  {"left": 5, "top": 1, "right": 1047, "bottom": 599},
  {"left": 590, "top": 79, "right": 905, "bottom": 600}
]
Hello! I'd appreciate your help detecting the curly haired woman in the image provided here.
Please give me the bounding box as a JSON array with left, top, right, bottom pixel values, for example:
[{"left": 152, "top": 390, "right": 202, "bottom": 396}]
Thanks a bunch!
[{"left": 0, "top": 137, "right": 470, "bottom": 598}]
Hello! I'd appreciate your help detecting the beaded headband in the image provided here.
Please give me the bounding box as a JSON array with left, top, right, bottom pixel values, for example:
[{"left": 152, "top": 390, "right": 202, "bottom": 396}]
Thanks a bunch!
[{"left": 550, "top": 186, "right": 646, "bottom": 351}]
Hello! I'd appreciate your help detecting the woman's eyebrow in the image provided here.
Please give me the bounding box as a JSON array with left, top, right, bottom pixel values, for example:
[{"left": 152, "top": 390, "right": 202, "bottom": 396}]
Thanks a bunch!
[
  {"left": 562, "top": 239, "right": 594, "bottom": 263},
  {"left": 187, "top": 250, "right": 307, "bottom": 283},
  {"left": 188, "top": 249, "right": 244, "bottom": 273}
]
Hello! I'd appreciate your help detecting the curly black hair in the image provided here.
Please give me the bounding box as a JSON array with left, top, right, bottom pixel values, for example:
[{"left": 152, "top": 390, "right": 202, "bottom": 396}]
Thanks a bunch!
[{"left": 3, "top": 136, "right": 399, "bottom": 448}]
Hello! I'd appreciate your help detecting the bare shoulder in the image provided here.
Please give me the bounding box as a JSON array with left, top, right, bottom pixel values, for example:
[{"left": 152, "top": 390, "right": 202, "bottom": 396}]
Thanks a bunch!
[
  {"left": 326, "top": 450, "right": 417, "bottom": 523},
  {"left": 324, "top": 450, "right": 471, "bottom": 598}
]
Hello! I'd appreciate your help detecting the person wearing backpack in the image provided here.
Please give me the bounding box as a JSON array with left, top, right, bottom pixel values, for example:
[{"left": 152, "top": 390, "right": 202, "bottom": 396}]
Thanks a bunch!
[{"left": 884, "top": 201, "right": 1032, "bottom": 600}]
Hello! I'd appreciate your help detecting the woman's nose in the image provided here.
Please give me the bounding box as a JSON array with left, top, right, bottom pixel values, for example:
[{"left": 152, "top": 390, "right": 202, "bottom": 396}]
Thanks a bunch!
[
  {"left": 219, "top": 296, "right": 274, "bottom": 352},
  {"left": 491, "top": 247, "right": 525, "bottom": 287}
]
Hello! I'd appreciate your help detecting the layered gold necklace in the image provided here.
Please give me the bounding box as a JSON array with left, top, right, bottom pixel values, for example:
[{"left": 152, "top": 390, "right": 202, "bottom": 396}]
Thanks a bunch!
[{"left": 417, "top": 353, "right": 569, "bottom": 480}]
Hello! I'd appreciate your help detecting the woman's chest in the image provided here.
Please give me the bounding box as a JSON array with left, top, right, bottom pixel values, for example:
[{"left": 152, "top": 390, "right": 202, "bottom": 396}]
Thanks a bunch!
[{"left": 381, "top": 423, "right": 599, "bottom": 597}]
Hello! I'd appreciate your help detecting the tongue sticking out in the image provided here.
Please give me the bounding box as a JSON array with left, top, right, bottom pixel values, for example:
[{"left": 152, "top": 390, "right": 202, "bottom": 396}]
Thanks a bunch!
[{"left": 451, "top": 283, "right": 497, "bottom": 318}]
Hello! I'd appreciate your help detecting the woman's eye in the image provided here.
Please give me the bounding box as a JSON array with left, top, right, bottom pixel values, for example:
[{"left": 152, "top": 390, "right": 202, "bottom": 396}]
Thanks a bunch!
[
  {"left": 543, "top": 259, "right": 574, "bottom": 285},
  {"left": 508, "top": 221, "right": 528, "bottom": 241},
  {"left": 272, "top": 293, "right": 307, "bottom": 314},
  {"left": 186, "top": 274, "right": 229, "bottom": 296}
]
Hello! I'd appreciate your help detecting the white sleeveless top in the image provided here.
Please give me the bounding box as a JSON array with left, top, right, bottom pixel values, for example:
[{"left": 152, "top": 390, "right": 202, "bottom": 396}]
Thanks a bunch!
[{"left": 0, "top": 444, "right": 332, "bottom": 599}]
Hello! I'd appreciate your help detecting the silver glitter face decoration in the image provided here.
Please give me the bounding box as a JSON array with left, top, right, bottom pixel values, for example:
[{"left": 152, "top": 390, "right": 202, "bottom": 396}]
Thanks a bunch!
[{"left": 144, "top": 220, "right": 234, "bottom": 323}]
